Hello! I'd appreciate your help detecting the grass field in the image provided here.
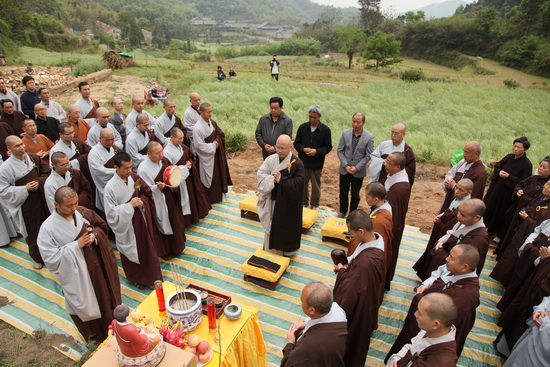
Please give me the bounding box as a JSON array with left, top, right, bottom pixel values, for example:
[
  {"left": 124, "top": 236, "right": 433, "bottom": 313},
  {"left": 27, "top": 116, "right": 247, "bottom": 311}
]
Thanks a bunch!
[{"left": 16, "top": 46, "right": 550, "bottom": 165}]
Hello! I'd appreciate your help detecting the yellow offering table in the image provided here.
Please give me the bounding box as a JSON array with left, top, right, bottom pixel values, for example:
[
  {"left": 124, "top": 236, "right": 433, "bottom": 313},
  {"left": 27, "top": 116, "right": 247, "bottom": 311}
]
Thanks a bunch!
[{"left": 137, "top": 282, "right": 267, "bottom": 367}]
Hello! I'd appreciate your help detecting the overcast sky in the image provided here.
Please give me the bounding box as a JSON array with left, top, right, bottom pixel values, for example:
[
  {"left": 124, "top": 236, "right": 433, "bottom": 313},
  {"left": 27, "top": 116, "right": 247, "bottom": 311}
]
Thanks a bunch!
[{"left": 311, "top": 0, "right": 476, "bottom": 13}]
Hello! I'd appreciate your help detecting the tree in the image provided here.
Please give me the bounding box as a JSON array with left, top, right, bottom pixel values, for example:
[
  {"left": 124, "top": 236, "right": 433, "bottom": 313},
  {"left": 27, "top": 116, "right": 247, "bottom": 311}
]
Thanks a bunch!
[
  {"left": 337, "top": 25, "right": 367, "bottom": 69},
  {"left": 363, "top": 31, "right": 402, "bottom": 70},
  {"left": 358, "top": 0, "right": 384, "bottom": 35}
]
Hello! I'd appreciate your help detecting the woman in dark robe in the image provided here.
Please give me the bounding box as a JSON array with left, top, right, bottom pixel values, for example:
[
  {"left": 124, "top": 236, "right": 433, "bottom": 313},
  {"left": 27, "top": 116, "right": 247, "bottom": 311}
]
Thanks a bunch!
[{"left": 483, "top": 137, "right": 533, "bottom": 242}]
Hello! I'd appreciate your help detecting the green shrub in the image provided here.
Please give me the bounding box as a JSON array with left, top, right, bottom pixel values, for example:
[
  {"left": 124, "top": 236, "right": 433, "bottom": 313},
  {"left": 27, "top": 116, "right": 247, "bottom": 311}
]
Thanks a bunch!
[
  {"left": 417, "top": 149, "right": 434, "bottom": 163},
  {"left": 226, "top": 132, "right": 249, "bottom": 152},
  {"left": 215, "top": 46, "right": 239, "bottom": 60},
  {"left": 310, "top": 57, "right": 342, "bottom": 67},
  {"left": 72, "top": 60, "right": 105, "bottom": 77},
  {"left": 503, "top": 79, "right": 520, "bottom": 89},
  {"left": 471, "top": 63, "right": 496, "bottom": 75},
  {"left": 400, "top": 69, "right": 424, "bottom": 82},
  {"left": 193, "top": 52, "right": 211, "bottom": 62}
]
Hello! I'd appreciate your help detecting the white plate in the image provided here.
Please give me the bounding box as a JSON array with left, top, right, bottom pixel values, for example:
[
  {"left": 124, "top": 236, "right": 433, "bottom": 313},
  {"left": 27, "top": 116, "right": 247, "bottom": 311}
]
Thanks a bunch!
[{"left": 197, "top": 346, "right": 213, "bottom": 366}]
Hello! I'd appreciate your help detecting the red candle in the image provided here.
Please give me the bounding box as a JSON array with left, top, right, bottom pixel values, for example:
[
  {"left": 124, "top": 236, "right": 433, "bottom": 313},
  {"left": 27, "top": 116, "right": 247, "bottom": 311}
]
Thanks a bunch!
[
  {"left": 207, "top": 297, "right": 216, "bottom": 330},
  {"left": 154, "top": 280, "right": 166, "bottom": 312}
]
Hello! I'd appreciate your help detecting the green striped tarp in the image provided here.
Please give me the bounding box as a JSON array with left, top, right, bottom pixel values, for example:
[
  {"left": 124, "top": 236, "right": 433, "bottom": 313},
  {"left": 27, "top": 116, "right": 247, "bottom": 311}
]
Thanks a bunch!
[{"left": 0, "top": 190, "right": 505, "bottom": 366}]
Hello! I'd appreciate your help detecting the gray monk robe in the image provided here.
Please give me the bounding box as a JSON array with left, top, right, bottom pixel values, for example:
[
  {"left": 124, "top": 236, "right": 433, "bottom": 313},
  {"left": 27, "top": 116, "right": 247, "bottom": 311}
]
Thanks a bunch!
[
  {"left": 164, "top": 141, "right": 211, "bottom": 227},
  {"left": 257, "top": 152, "right": 304, "bottom": 253},
  {"left": 334, "top": 235, "right": 385, "bottom": 367},
  {"left": 0, "top": 153, "right": 50, "bottom": 263},
  {"left": 88, "top": 143, "right": 116, "bottom": 212},
  {"left": 385, "top": 169, "right": 411, "bottom": 290},
  {"left": 104, "top": 172, "right": 164, "bottom": 287},
  {"left": 385, "top": 265, "right": 479, "bottom": 361},
  {"left": 44, "top": 169, "right": 94, "bottom": 213},
  {"left": 153, "top": 112, "right": 186, "bottom": 146},
  {"left": 280, "top": 302, "right": 348, "bottom": 367},
  {"left": 37, "top": 206, "right": 121, "bottom": 343},
  {"left": 138, "top": 156, "right": 186, "bottom": 257},
  {"left": 0, "top": 156, "right": 17, "bottom": 246}
]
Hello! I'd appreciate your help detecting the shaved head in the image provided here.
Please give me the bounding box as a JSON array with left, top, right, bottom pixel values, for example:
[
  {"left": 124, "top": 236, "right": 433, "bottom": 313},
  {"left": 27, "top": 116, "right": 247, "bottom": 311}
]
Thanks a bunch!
[
  {"left": 147, "top": 141, "right": 162, "bottom": 153},
  {"left": 276, "top": 134, "right": 291, "bottom": 147},
  {"left": 96, "top": 107, "right": 109, "bottom": 115},
  {"left": 100, "top": 127, "right": 114, "bottom": 139},
  {"left": 422, "top": 293, "right": 457, "bottom": 327},
  {"left": 54, "top": 186, "right": 77, "bottom": 204},
  {"left": 458, "top": 178, "right": 474, "bottom": 191},
  {"left": 51, "top": 151, "right": 68, "bottom": 164},
  {"left": 455, "top": 244, "right": 480, "bottom": 271},
  {"left": 5, "top": 135, "right": 20, "bottom": 147},
  {"left": 303, "top": 282, "right": 333, "bottom": 315}
]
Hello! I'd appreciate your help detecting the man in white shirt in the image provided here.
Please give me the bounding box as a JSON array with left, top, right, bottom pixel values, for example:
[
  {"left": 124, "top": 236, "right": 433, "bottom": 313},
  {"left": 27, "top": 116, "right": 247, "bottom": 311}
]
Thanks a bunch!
[{"left": 39, "top": 87, "right": 66, "bottom": 122}]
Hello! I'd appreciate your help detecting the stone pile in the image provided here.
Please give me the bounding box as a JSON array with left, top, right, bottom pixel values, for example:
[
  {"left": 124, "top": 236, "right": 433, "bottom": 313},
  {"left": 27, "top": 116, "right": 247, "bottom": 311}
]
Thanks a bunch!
[{"left": 0, "top": 66, "right": 75, "bottom": 93}]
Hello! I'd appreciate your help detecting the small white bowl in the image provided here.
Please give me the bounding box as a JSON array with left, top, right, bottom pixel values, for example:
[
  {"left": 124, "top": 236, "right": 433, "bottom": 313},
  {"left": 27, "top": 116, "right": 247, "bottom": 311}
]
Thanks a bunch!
[{"left": 224, "top": 303, "right": 242, "bottom": 320}]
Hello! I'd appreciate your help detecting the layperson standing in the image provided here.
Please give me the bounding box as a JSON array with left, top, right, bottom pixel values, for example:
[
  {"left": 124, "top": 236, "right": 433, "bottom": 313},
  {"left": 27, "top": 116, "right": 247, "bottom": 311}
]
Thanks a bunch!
[
  {"left": 0, "top": 120, "right": 13, "bottom": 160},
  {"left": 0, "top": 156, "right": 18, "bottom": 247},
  {"left": 384, "top": 152, "right": 411, "bottom": 290},
  {"left": 39, "top": 87, "right": 66, "bottom": 122},
  {"left": 104, "top": 152, "right": 164, "bottom": 289},
  {"left": 0, "top": 99, "right": 26, "bottom": 137},
  {"left": 21, "top": 118, "right": 54, "bottom": 166},
  {"left": 0, "top": 78, "right": 20, "bottom": 111},
  {"left": 34, "top": 103, "right": 60, "bottom": 143},
  {"left": 154, "top": 98, "right": 186, "bottom": 145},
  {"left": 126, "top": 113, "right": 160, "bottom": 171},
  {"left": 484, "top": 137, "right": 534, "bottom": 243},
  {"left": 87, "top": 107, "right": 123, "bottom": 149},
  {"left": 164, "top": 127, "right": 211, "bottom": 227},
  {"left": 66, "top": 105, "right": 91, "bottom": 143},
  {"left": 44, "top": 152, "right": 94, "bottom": 213},
  {"left": 336, "top": 112, "right": 374, "bottom": 218},
  {"left": 257, "top": 134, "right": 304, "bottom": 256},
  {"left": 386, "top": 244, "right": 480, "bottom": 361},
  {"left": 369, "top": 123, "right": 416, "bottom": 186},
  {"left": 386, "top": 293, "right": 458, "bottom": 367},
  {"left": 125, "top": 96, "right": 156, "bottom": 135},
  {"left": 293, "top": 105, "right": 332, "bottom": 210},
  {"left": 255, "top": 97, "right": 293, "bottom": 160},
  {"left": 109, "top": 98, "right": 127, "bottom": 145},
  {"left": 20, "top": 76, "right": 40, "bottom": 119},
  {"left": 183, "top": 92, "right": 201, "bottom": 147},
  {"left": 137, "top": 141, "right": 186, "bottom": 258},
  {"left": 0, "top": 135, "right": 50, "bottom": 268},
  {"left": 37, "top": 186, "right": 121, "bottom": 343},
  {"left": 75, "top": 81, "right": 100, "bottom": 126},
  {"left": 281, "top": 282, "right": 347, "bottom": 367},
  {"left": 193, "top": 103, "right": 232, "bottom": 203},
  {"left": 333, "top": 210, "right": 384, "bottom": 367},
  {"left": 88, "top": 128, "right": 117, "bottom": 213},
  {"left": 440, "top": 141, "right": 487, "bottom": 213},
  {"left": 415, "top": 199, "right": 489, "bottom": 280}
]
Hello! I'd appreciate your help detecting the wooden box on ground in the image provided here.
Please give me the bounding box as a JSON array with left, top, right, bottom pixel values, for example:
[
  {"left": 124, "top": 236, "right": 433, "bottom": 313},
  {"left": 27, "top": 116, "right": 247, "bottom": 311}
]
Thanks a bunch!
[{"left": 83, "top": 336, "right": 197, "bottom": 367}]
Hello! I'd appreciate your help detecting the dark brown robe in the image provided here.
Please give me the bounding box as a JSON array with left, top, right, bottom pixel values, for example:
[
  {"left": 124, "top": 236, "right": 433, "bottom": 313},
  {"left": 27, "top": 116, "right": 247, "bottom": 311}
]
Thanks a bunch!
[
  {"left": 270, "top": 155, "right": 304, "bottom": 253},
  {"left": 378, "top": 143, "right": 417, "bottom": 186},
  {"left": 484, "top": 154, "right": 533, "bottom": 238},
  {"left": 202, "top": 120, "right": 232, "bottom": 203},
  {"left": 385, "top": 180, "right": 411, "bottom": 290},
  {"left": 70, "top": 206, "right": 122, "bottom": 343},
  {"left": 440, "top": 160, "right": 487, "bottom": 213},
  {"left": 67, "top": 168, "right": 95, "bottom": 210},
  {"left": 414, "top": 208, "right": 459, "bottom": 280},
  {"left": 497, "top": 253, "right": 550, "bottom": 349},
  {"left": 119, "top": 173, "right": 164, "bottom": 287},
  {"left": 15, "top": 153, "right": 50, "bottom": 264},
  {"left": 154, "top": 157, "right": 186, "bottom": 257},
  {"left": 67, "top": 118, "right": 91, "bottom": 143},
  {"left": 162, "top": 116, "right": 191, "bottom": 146},
  {"left": 395, "top": 340, "right": 457, "bottom": 367},
  {"left": 137, "top": 130, "right": 160, "bottom": 155},
  {"left": 83, "top": 99, "right": 100, "bottom": 120},
  {"left": 371, "top": 208, "right": 393, "bottom": 308},
  {"left": 385, "top": 276, "right": 479, "bottom": 361},
  {"left": 0, "top": 110, "right": 27, "bottom": 137},
  {"left": 424, "top": 226, "right": 489, "bottom": 278},
  {"left": 334, "top": 245, "right": 384, "bottom": 367},
  {"left": 491, "top": 197, "right": 550, "bottom": 285},
  {"left": 0, "top": 121, "right": 15, "bottom": 160},
  {"left": 280, "top": 321, "right": 347, "bottom": 367},
  {"left": 172, "top": 144, "right": 211, "bottom": 227}
]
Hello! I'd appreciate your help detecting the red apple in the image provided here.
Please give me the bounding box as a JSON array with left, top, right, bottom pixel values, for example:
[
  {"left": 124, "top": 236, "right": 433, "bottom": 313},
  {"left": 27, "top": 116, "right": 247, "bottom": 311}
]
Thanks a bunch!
[
  {"left": 197, "top": 341, "right": 210, "bottom": 354},
  {"left": 184, "top": 346, "right": 196, "bottom": 354},
  {"left": 187, "top": 333, "right": 200, "bottom": 347},
  {"left": 198, "top": 352, "right": 210, "bottom": 363}
]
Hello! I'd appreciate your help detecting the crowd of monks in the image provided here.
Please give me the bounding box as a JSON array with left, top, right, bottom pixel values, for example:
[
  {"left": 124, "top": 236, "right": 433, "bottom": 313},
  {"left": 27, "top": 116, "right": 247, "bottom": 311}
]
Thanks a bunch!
[{"left": 0, "top": 76, "right": 549, "bottom": 366}]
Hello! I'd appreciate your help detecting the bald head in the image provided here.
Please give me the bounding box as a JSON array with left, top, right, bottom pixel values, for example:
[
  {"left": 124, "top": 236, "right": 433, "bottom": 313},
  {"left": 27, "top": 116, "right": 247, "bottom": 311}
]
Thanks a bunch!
[
  {"left": 170, "top": 127, "right": 183, "bottom": 137},
  {"left": 136, "top": 113, "right": 150, "bottom": 125},
  {"left": 100, "top": 127, "right": 114, "bottom": 139},
  {"left": 455, "top": 243, "right": 480, "bottom": 271},
  {"left": 189, "top": 92, "right": 201, "bottom": 109},
  {"left": 68, "top": 104, "right": 79, "bottom": 113},
  {"left": 458, "top": 178, "right": 474, "bottom": 191},
  {"left": 51, "top": 151, "right": 68, "bottom": 165},
  {"left": 461, "top": 198, "right": 485, "bottom": 217},
  {"left": 5, "top": 135, "right": 21, "bottom": 148},
  {"left": 302, "top": 282, "right": 333, "bottom": 316},
  {"left": 96, "top": 107, "right": 109, "bottom": 115},
  {"left": 422, "top": 293, "right": 457, "bottom": 328},
  {"left": 147, "top": 141, "right": 162, "bottom": 153},
  {"left": 463, "top": 141, "right": 482, "bottom": 163},
  {"left": 275, "top": 134, "right": 292, "bottom": 159},
  {"left": 276, "top": 134, "right": 291, "bottom": 147},
  {"left": 54, "top": 186, "right": 77, "bottom": 204}
]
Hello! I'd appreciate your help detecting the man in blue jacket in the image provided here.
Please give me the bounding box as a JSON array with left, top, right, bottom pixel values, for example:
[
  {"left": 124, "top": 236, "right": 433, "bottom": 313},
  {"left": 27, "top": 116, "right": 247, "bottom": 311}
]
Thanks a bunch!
[{"left": 20, "top": 76, "right": 40, "bottom": 119}]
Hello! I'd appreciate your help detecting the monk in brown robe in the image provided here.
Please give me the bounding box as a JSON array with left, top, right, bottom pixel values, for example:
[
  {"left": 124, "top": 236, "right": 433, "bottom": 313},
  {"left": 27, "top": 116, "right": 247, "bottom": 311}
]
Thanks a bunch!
[
  {"left": 37, "top": 186, "right": 121, "bottom": 343},
  {"left": 491, "top": 183, "right": 550, "bottom": 286},
  {"left": 0, "top": 120, "right": 14, "bottom": 160},
  {"left": 440, "top": 141, "right": 487, "bottom": 213},
  {"left": 164, "top": 127, "right": 211, "bottom": 227},
  {"left": 333, "top": 210, "right": 384, "bottom": 367},
  {"left": 386, "top": 244, "right": 480, "bottom": 362},
  {"left": 281, "top": 282, "right": 347, "bottom": 367},
  {"left": 386, "top": 293, "right": 458, "bottom": 367},
  {"left": 484, "top": 137, "right": 533, "bottom": 242},
  {"left": 0, "top": 135, "right": 50, "bottom": 268},
  {"left": 384, "top": 152, "right": 411, "bottom": 290},
  {"left": 364, "top": 182, "right": 394, "bottom": 307},
  {"left": 0, "top": 99, "right": 26, "bottom": 137},
  {"left": 21, "top": 119, "right": 54, "bottom": 166},
  {"left": 67, "top": 105, "right": 91, "bottom": 143},
  {"left": 415, "top": 199, "right": 489, "bottom": 280}
]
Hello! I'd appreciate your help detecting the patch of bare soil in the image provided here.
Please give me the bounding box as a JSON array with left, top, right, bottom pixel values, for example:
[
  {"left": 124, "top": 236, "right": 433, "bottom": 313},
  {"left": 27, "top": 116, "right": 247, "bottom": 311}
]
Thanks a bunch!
[{"left": 228, "top": 142, "right": 449, "bottom": 234}]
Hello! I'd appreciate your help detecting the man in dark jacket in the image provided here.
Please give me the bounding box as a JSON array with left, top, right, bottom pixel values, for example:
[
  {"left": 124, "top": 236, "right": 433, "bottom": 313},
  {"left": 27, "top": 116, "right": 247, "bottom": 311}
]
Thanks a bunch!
[
  {"left": 255, "top": 97, "right": 293, "bottom": 159},
  {"left": 294, "top": 105, "right": 332, "bottom": 210},
  {"left": 20, "top": 76, "right": 41, "bottom": 119}
]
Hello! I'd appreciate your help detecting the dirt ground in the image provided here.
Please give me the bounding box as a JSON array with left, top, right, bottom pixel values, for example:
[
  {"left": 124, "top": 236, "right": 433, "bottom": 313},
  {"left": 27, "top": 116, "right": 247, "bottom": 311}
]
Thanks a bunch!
[{"left": 229, "top": 142, "right": 450, "bottom": 233}]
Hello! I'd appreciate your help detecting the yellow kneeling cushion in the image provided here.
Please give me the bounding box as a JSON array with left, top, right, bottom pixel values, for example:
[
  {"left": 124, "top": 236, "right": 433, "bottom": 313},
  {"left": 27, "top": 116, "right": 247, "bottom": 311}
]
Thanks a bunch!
[
  {"left": 241, "top": 249, "right": 290, "bottom": 283},
  {"left": 239, "top": 195, "right": 259, "bottom": 213},
  {"left": 239, "top": 195, "right": 318, "bottom": 229},
  {"left": 321, "top": 216, "right": 349, "bottom": 242}
]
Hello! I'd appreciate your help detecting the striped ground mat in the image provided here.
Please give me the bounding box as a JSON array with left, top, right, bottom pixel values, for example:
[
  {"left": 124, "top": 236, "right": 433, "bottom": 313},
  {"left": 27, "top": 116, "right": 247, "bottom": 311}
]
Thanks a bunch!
[{"left": 0, "top": 190, "right": 505, "bottom": 366}]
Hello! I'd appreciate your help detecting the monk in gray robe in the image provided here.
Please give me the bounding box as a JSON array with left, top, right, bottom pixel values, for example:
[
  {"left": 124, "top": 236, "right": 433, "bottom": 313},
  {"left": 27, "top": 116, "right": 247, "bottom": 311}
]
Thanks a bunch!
[{"left": 88, "top": 128, "right": 117, "bottom": 212}]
